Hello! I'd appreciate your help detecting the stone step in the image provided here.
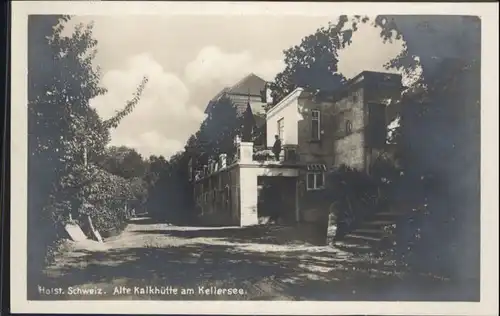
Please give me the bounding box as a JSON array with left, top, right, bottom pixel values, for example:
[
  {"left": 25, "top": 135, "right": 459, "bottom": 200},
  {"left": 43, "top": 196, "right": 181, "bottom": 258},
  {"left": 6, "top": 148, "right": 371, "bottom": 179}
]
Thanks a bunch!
[
  {"left": 334, "top": 239, "right": 380, "bottom": 255},
  {"left": 351, "top": 228, "right": 387, "bottom": 237},
  {"left": 337, "top": 233, "right": 394, "bottom": 255},
  {"left": 334, "top": 238, "right": 372, "bottom": 248},
  {"left": 372, "top": 212, "right": 406, "bottom": 221},
  {"left": 334, "top": 240, "right": 374, "bottom": 253},
  {"left": 343, "top": 233, "right": 383, "bottom": 243},
  {"left": 333, "top": 206, "right": 409, "bottom": 254},
  {"left": 361, "top": 220, "right": 396, "bottom": 227},
  {"left": 376, "top": 210, "right": 407, "bottom": 216}
]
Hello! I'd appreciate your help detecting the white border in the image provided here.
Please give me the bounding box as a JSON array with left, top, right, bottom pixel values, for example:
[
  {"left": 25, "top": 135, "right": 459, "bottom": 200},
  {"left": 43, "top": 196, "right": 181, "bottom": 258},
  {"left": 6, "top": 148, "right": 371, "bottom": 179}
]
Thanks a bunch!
[{"left": 10, "top": 2, "right": 499, "bottom": 315}]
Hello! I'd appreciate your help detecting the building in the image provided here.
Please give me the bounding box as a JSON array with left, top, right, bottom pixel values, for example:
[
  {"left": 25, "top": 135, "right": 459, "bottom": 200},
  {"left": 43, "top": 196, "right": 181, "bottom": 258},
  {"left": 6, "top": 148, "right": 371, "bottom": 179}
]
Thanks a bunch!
[
  {"left": 204, "top": 73, "right": 270, "bottom": 138},
  {"left": 191, "top": 70, "right": 402, "bottom": 227}
]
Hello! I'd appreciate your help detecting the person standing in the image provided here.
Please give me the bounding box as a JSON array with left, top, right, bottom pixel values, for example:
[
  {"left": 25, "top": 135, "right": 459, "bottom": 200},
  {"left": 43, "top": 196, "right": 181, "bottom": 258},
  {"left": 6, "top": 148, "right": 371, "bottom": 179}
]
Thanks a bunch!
[{"left": 272, "top": 134, "right": 282, "bottom": 161}]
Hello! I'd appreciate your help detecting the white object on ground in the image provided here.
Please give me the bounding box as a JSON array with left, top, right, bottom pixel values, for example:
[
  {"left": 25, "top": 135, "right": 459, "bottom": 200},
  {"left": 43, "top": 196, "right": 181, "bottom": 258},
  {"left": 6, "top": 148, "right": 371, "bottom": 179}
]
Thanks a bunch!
[{"left": 64, "top": 223, "right": 87, "bottom": 242}]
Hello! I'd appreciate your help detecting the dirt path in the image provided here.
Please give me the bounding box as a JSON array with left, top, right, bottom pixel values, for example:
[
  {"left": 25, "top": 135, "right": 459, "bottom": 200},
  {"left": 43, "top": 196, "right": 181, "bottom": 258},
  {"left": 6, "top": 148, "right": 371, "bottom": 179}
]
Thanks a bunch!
[{"left": 36, "top": 217, "right": 456, "bottom": 301}]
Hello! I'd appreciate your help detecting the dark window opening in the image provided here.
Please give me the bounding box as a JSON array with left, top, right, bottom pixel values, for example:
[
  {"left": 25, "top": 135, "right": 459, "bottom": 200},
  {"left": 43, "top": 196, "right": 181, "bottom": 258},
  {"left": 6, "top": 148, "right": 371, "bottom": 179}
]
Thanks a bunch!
[
  {"left": 311, "top": 110, "right": 321, "bottom": 141},
  {"left": 368, "top": 103, "right": 387, "bottom": 146},
  {"left": 346, "top": 120, "right": 353, "bottom": 135}
]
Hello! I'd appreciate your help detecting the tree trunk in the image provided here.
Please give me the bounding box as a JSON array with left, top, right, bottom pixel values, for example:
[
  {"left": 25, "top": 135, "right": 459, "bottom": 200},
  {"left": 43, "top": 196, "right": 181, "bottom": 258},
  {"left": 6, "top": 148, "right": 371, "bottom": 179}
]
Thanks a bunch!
[{"left": 87, "top": 215, "right": 103, "bottom": 243}]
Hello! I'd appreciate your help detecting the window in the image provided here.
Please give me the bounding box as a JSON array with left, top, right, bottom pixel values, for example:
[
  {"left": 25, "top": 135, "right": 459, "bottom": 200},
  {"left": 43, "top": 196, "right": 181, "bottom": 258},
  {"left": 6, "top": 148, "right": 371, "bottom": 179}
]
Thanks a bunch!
[
  {"left": 277, "top": 118, "right": 284, "bottom": 141},
  {"left": 346, "top": 120, "right": 353, "bottom": 135},
  {"left": 311, "top": 110, "right": 321, "bottom": 141},
  {"left": 368, "top": 103, "right": 387, "bottom": 147},
  {"left": 306, "top": 172, "right": 325, "bottom": 190}
]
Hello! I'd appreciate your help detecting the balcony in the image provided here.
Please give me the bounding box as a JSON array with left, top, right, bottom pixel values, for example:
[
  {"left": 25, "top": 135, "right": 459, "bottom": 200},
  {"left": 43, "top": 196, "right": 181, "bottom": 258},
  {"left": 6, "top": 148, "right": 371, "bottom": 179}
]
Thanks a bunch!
[
  {"left": 252, "top": 145, "right": 299, "bottom": 164},
  {"left": 192, "top": 141, "right": 300, "bottom": 182}
]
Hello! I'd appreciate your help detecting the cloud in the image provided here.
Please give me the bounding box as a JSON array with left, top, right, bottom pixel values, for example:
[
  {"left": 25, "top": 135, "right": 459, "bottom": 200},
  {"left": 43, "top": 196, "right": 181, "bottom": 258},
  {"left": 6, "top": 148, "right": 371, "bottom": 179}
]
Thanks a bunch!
[
  {"left": 184, "top": 46, "right": 285, "bottom": 86},
  {"left": 80, "top": 17, "right": 415, "bottom": 161},
  {"left": 90, "top": 53, "right": 205, "bottom": 159},
  {"left": 337, "top": 21, "right": 423, "bottom": 87},
  {"left": 337, "top": 22, "right": 405, "bottom": 79}
]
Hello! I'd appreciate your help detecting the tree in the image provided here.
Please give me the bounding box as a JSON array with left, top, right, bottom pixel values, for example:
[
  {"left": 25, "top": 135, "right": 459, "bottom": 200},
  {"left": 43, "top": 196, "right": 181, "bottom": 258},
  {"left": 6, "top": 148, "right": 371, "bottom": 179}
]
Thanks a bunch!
[
  {"left": 189, "top": 95, "right": 243, "bottom": 162},
  {"left": 272, "top": 15, "right": 480, "bottom": 282},
  {"left": 27, "top": 15, "right": 148, "bottom": 290},
  {"left": 100, "top": 146, "right": 148, "bottom": 179},
  {"left": 269, "top": 15, "right": 356, "bottom": 105},
  {"left": 145, "top": 151, "right": 195, "bottom": 223},
  {"left": 343, "top": 15, "right": 481, "bottom": 281},
  {"left": 28, "top": 16, "right": 110, "bottom": 277}
]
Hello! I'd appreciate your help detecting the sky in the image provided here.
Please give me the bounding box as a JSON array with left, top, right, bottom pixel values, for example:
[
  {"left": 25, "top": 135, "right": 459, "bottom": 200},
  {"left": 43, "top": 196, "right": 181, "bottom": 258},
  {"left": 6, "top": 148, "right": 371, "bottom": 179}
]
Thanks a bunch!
[{"left": 64, "top": 15, "right": 404, "bottom": 159}]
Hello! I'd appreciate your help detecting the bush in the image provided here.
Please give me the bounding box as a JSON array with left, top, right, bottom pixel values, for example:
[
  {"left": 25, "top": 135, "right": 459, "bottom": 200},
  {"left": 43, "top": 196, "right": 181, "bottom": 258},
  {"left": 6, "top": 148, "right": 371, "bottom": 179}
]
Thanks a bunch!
[
  {"left": 325, "top": 165, "right": 383, "bottom": 239},
  {"left": 253, "top": 149, "right": 274, "bottom": 161},
  {"left": 77, "top": 166, "right": 137, "bottom": 236}
]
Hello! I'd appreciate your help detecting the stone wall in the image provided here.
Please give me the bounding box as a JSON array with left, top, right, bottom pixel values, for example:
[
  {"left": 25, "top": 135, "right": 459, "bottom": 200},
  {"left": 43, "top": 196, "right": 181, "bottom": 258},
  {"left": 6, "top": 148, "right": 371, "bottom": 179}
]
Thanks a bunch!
[
  {"left": 296, "top": 97, "right": 335, "bottom": 165},
  {"left": 295, "top": 72, "right": 402, "bottom": 225},
  {"left": 294, "top": 87, "right": 364, "bottom": 225},
  {"left": 331, "top": 85, "right": 367, "bottom": 170},
  {"left": 194, "top": 167, "right": 240, "bottom": 226},
  {"left": 295, "top": 72, "right": 402, "bottom": 173},
  {"left": 295, "top": 84, "right": 366, "bottom": 169},
  {"left": 240, "top": 167, "right": 259, "bottom": 226}
]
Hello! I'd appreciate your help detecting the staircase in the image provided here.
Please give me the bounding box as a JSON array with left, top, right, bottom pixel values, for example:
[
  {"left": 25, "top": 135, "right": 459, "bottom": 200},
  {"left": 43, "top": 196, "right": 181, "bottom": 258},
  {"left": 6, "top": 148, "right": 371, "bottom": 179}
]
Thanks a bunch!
[{"left": 334, "top": 205, "right": 408, "bottom": 255}]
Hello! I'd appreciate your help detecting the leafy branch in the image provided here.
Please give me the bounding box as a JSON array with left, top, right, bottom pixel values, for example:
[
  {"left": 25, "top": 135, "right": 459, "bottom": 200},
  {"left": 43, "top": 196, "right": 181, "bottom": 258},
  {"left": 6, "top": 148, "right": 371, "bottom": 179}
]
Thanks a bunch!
[{"left": 103, "top": 76, "right": 149, "bottom": 129}]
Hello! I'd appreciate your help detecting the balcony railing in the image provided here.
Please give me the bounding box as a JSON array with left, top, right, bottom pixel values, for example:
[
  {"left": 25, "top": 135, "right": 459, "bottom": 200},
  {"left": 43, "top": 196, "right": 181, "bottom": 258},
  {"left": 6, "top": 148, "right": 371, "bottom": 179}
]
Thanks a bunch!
[
  {"left": 253, "top": 144, "right": 298, "bottom": 163},
  {"left": 192, "top": 142, "right": 299, "bottom": 181}
]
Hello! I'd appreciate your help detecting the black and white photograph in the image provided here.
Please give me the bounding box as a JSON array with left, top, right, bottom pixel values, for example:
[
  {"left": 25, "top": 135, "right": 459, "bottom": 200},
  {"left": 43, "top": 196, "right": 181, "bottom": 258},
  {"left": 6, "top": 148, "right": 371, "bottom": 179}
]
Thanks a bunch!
[{"left": 10, "top": 1, "right": 498, "bottom": 315}]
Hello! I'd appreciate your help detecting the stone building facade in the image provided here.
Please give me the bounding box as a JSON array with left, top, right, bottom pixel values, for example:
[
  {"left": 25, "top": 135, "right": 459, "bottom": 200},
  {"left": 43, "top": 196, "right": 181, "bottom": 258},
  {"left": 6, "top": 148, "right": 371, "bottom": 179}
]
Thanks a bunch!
[
  {"left": 291, "top": 71, "right": 402, "bottom": 220},
  {"left": 192, "top": 70, "right": 402, "bottom": 227}
]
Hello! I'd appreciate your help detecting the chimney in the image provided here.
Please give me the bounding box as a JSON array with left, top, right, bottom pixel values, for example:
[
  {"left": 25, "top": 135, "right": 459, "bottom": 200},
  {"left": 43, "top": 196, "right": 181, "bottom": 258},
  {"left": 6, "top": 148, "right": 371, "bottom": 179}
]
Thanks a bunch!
[
  {"left": 219, "top": 153, "right": 227, "bottom": 169},
  {"left": 238, "top": 142, "right": 254, "bottom": 163},
  {"left": 265, "top": 82, "right": 273, "bottom": 104}
]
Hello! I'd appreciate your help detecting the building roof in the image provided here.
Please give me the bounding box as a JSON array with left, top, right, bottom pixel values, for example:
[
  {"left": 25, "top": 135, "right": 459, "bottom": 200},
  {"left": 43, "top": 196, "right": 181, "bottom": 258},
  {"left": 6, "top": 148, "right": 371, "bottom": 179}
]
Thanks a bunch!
[
  {"left": 204, "top": 73, "right": 267, "bottom": 114},
  {"left": 266, "top": 70, "right": 403, "bottom": 111},
  {"left": 228, "top": 73, "right": 267, "bottom": 96},
  {"left": 209, "top": 87, "right": 230, "bottom": 103}
]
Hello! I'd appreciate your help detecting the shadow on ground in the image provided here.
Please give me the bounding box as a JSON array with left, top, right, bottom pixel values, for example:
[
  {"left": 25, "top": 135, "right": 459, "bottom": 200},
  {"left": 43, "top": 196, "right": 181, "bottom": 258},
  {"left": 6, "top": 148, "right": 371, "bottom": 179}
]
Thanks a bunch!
[
  {"left": 132, "top": 223, "right": 327, "bottom": 246},
  {"left": 33, "top": 218, "right": 478, "bottom": 301}
]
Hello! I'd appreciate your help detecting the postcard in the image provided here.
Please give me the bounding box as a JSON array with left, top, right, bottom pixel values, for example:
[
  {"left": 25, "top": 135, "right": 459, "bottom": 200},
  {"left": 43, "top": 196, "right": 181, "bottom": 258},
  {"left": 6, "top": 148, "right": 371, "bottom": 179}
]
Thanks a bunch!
[{"left": 9, "top": 1, "right": 499, "bottom": 315}]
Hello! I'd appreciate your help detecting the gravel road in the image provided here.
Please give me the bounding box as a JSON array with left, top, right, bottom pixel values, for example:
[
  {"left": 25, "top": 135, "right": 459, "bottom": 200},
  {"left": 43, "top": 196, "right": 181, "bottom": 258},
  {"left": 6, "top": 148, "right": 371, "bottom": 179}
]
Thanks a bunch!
[{"left": 36, "top": 217, "right": 460, "bottom": 301}]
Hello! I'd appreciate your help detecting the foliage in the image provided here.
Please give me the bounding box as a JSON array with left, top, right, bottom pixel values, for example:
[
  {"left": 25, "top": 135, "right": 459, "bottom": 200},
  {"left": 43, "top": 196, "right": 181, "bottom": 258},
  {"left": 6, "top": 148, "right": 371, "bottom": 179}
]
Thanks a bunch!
[
  {"left": 144, "top": 155, "right": 169, "bottom": 186},
  {"left": 341, "top": 15, "right": 481, "bottom": 279},
  {"left": 253, "top": 149, "right": 274, "bottom": 162},
  {"left": 269, "top": 15, "right": 363, "bottom": 106},
  {"left": 28, "top": 15, "right": 106, "bottom": 275},
  {"left": 99, "top": 146, "right": 148, "bottom": 179},
  {"left": 324, "top": 165, "right": 382, "bottom": 239},
  {"left": 193, "top": 96, "right": 244, "bottom": 161},
  {"left": 143, "top": 95, "right": 248, "bottom": 224},
  {"left": 28, "top": 15, "right": 148, "bottom": 277},
  {"left": 75, "top": 167, "right": 136, "bottom": 235},
  {"left": 145, "top": 152, "right": 195, "bottom": 224},
  {"left": 275, "top": 15, "right": 479, "bottom": 278},
  {"left": 102, "top": 76, "right": 149, "bottom": 129}
]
